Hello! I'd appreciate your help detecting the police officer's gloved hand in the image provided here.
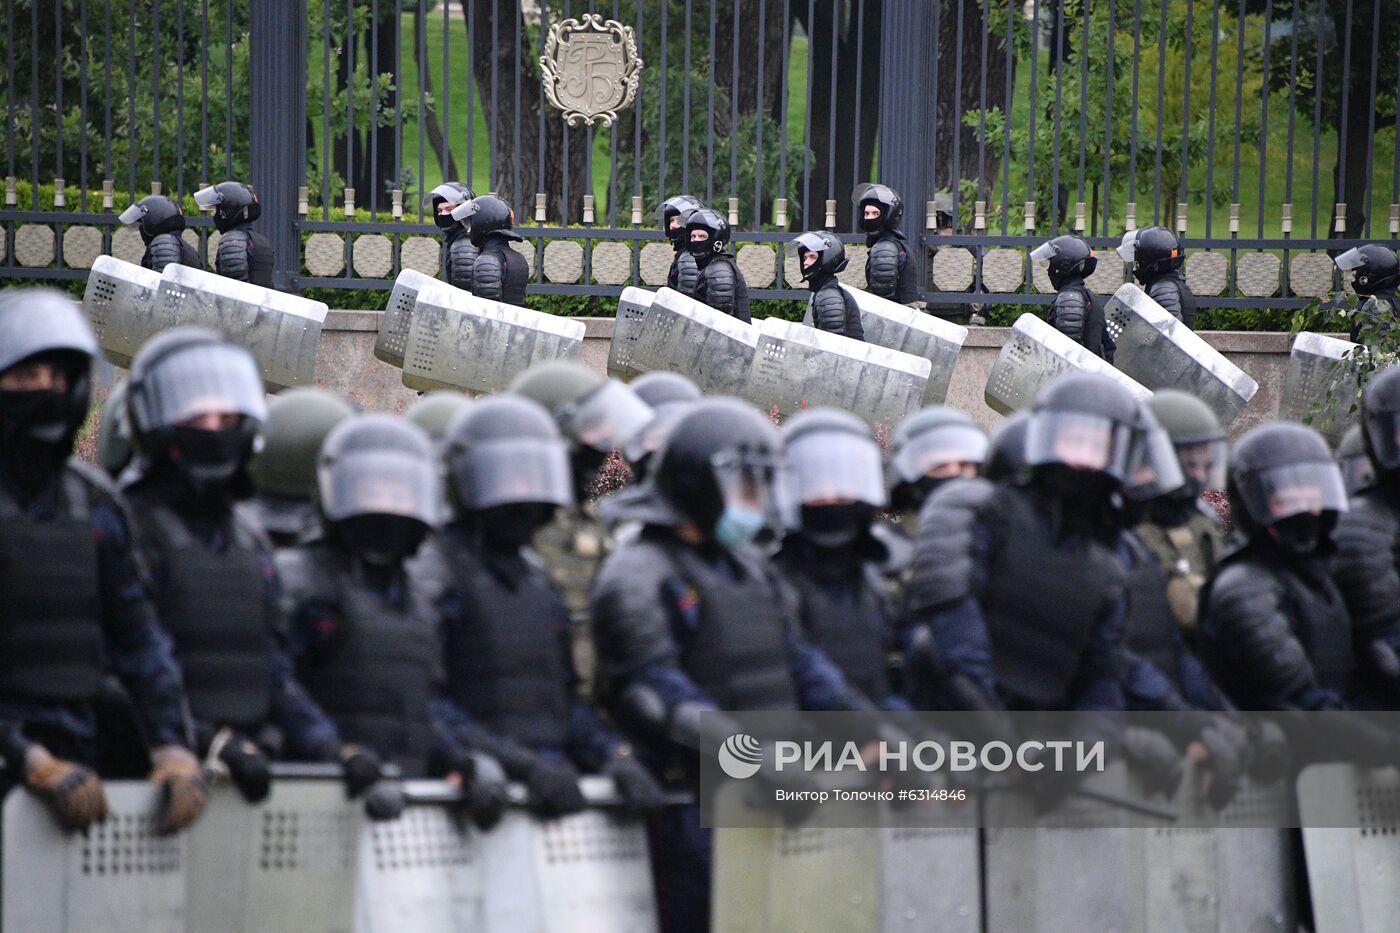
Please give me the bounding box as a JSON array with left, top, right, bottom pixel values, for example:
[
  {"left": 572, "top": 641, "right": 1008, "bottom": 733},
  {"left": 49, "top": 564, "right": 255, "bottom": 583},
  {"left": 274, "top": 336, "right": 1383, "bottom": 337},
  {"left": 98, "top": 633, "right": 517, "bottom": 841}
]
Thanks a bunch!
[
  {"left": 338, "top": 744, "right": 383, "bottom": 799},
  {"left": 525, "top": 756, "right": 587, "bottom": 818},
  {"left": 148, "top": 744, "right": 209, "bottom": 833},
  {"left": 603, "top": 747, "right": 666, "bottom": 816},
  {"left": 362, "top": 781, "right": 407, "bottom": 822},
  {"left": 459, "top": 753, "right": 510, "bottom": 832},
  {"left": 1122, "top": 726, "right": 1185, "bottom": 798},
  {"left": 209, "top": 729, "right": 271, "bottom": 804},
  {"left": 1190, "top": 716, "right": 1252, "bottom": 810},
  {"left": 24, "top": 744, "right": 109, "bottom": 831},
  {"left": 1246, "top": 719, "right": 1290, "bottom": 783}
]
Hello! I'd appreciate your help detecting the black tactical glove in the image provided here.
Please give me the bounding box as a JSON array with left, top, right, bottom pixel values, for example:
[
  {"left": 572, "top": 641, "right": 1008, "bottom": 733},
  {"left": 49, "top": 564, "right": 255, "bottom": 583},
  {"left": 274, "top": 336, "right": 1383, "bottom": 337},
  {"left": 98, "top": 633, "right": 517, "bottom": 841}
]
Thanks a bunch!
[
  {"left": 209, "top": 729, "right": 271, "bottom": 804},
  {"left": 338, "top": 744, "right": 383, "bottom": 799},
  {"left": 1122, "top": 726, "right": 1185, "bottom": 798},
  {"left": 525, "top": 756, "right": 587, "bottom": 817},
  {"left": 460, "top": 755, "right": 510, "bottom": 832},
  {"left": 603, "top": 749, "right": 666, "bottom": 816},
  {"left": 362, "top": 781, "right": 407, "bottom": 822},
  {"left": 25, "top": 744, "right": 109, "bottom": 831},
  {"left": 1193, "top": 716, "right": 1251, "bottom": 810},
  {"left": 1247, "top": 719, "right": 1290, "bottom": 784}
]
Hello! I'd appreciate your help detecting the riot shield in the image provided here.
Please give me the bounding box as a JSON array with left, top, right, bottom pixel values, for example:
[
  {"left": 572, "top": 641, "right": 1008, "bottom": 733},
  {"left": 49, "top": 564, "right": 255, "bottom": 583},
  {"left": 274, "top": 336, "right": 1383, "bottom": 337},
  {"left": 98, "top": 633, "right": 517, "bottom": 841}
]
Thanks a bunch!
[
  {"left": 984, "top": 312, "right": 1152, "bottom": 415},
  {"left": 375, "top": 268, "right": 442, "bottom": 368},
  {"left": 401, "top": 283, "right": 585, "bottom": 394},
  {"left": 607, "top": 286, "right": 657, "bottom": 380},
  {"left": 838, "top": 283, "right": 967, "bottom": 404},
  {"left": 1104, "top": 283, "right": 1258, "bottom": 426},
  {"left": 742, "top": 317, "right": 931, "bottom": 426},
  {"left": 154, "top": 263, "right": 328, "bottom": 391},
  {"left": 1299, "top": 763, "right": 1400, "bottom": 933},
  {"left": 628, "top": 286, "right": 760, "bottom": 395},
  {"left": 1279, "top": 332, "right": 1365, "bottom": 444},
  {"left": 82, "top": 255, "right": 169, "bottom": 368}
]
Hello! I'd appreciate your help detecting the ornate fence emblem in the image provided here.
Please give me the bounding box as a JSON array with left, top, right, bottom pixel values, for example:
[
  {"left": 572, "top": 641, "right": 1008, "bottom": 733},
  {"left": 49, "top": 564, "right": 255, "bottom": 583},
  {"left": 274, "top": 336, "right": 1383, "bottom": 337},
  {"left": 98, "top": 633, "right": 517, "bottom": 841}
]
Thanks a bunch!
[{"left": 540, "top": 14, "right": 643, "bottom": 128}]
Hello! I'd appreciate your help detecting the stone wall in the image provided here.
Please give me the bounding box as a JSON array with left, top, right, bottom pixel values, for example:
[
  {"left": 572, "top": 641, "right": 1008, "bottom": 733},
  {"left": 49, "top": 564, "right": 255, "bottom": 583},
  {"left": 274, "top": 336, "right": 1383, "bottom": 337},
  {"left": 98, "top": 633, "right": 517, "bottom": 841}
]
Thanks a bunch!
[{"left": 310, "top": 312, "right": 1298, "bottom": 438}]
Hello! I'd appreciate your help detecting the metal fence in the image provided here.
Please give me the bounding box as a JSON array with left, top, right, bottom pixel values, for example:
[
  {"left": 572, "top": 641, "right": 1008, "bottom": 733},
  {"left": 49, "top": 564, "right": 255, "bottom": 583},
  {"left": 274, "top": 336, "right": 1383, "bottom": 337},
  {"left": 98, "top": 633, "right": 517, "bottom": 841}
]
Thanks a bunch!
[{"left": 1, "top": 0, "right": 1397, "bottom": 317}]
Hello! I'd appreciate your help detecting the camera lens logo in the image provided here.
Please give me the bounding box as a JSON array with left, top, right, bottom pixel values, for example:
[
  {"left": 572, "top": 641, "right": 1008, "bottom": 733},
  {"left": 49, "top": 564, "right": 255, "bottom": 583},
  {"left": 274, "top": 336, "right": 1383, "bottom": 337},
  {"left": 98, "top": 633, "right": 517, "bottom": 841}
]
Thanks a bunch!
[{"left": 718, "top": 733, "right": 763, "bottom": 780}]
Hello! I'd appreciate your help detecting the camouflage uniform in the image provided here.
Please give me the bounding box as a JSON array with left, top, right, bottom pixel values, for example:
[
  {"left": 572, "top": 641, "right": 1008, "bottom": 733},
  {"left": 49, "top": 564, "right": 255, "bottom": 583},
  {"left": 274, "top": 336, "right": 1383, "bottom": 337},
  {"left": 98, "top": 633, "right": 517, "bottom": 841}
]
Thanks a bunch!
[
  {"left": 534, "top": 503, "right": 612, "bottom": 699},
  {"left": 1134, "top": 505, "right": 1224, "bottom": 646}
]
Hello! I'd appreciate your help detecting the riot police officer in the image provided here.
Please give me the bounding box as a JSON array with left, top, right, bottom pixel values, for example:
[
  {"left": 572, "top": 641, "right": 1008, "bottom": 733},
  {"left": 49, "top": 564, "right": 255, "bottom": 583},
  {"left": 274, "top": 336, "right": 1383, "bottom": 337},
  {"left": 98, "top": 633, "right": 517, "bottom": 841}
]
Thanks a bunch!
[
  {"left": 1334, "top": 244, "right": 1399, "bottom": 341},
  {"left": 510, "top": 361, "right": 654, "bottom": 694},
  {"left": 686, "top": 208, "right": 750, "bottom": 322},
  {"left": 122, "top": 328, "right": 380, "bottom": 805},
  {"left": 1033, "top": 234, "right": 1110, "bottom": 359},
  {"left": 887, "top": 405, "right": 989, "bottom": 517},
  {"left": 95, "top": 380, "right": 134, "bottom": 479},
  {"left": 0, "top": 290, "right": 205, "bottom": 834},
  {"left": 245, "top": 387, "right": 355, "bottom": 548},
  {"left": 854, "top": 183, "right": 918, "bottom": 305},
  {"left": 194, "top": 181, "right": 273, "bottom": 287},
  {"left": 774, "top": 408, "right": 904, "bottom": 708},
  {"left": 1116, "top": 225, "right": 1195, "bottom": 326},
  {"left": 1336, "top": 423, "right": 1374, "bottom": 496},
  {"left": 118, "top": 194, "right": 202, "bottom": 272},
  {"left": 659, "top": 195, "right": 704, "bottom": 296},
  {"left": 1330, "top": 367, "right": 1400, "bottom": 707},
  {"left": 427, "top": 181, "right": 478, "bottom": 291},
  {"left": 405, "top": 390, "right": 472, "bottom": 447},
  {"left": 905, "top": 373, "right": 1137, "bottom": 718},
  {"left": 420, "top": 396, "right": 664, "bottom": 819},
  {"left": 590, "top": 397, "right": 881, "bottom": 933},
  {"left": 792, "top": 231, "right": 863, "bottom": 339},
  {"left": 624, "top": 371, "right": 701, "bottom": 484},
  {"left": 450, "top": 194, "right": 529, "bottom": 305}
]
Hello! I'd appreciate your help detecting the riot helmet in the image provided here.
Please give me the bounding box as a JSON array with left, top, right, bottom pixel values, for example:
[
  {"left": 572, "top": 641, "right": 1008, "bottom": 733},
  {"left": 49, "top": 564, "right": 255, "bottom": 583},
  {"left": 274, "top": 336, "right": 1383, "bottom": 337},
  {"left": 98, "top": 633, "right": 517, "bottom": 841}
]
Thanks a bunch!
[
  {"left": 126, "top": 327, "right": 267, "bottom": 495},
  {"left": 659, "top": 195, "right": 705, "bottom": 243},
  {"left": 653, "top": 398, "right": 789, "bottom": 549},
  {"left": 1147, "top": 389, "right": 1228, "bottom": 499},
  {"left": 631, "top": 371, "right": 701, "bottom": 410},
  {"left": 450, "top": 195, "right": 522, "bottom": 247},
  {"left": 1123, "top": 401, "right": 1187, "bottom": 503},
  {"left": 317, "top": 413, "right": 438, "bottom": 566},
  {"left": 1228, "top": 421, "right": 1348, "bottom": 555},
  {"left": 1031, "top": 235, "right": 1098, "bottom": 290},
  {"left": 1336, "top": 423, "right": 1374, "bottom": 496},
  {"left": 685, "top": 209, "right": 731, "bottom": 261},
  {"left": 984, "top": 410, "right": 1032, "bottom": 484},
  {"left": 1025, "top": 372, "right": 1144, "bottom": 486},
  {"left": 1335, "top": 244, "right": 1400, "bottom": 296},
  {"left": 853, "top": 183, "right": 903, "bottom": 236},
  {"left": 1361, "top": 365, "right": 1400, "bottom": 475},
  {"left": 1116, "top": 225, "right": 1183, "bottom": 278},
  {"left": 788, "top": 231, "right": 848, "bottom": 282},
  {"left": 887, "top": 406, "right": 989, "bottom": 511},
  {"left": 405, "top": 390, "right": 472, "bottom": 445},
  {"left": 0, "top": 289, "right": 99, "bottom": 488},
  {"left": 425, "top": 182, "right": 476, "bottom": 231},
  {"left": 118, "top": 195, "right": 187, "bottom": 243},
  {"left": 625, "top": 372, "right": 702, "bottom": 480},
  {"left": 193, "top": 181, "right": 260, "bottom": 233},
  {"left": 782, "top": 407, "right": 885, "bottom": 548},
  {"left": 96, "top": 381, "right": 134, "bottom": 479},
  {"left": 932, "top": 192, "right": 954, "bottom": 234},
  {"left": 248, "top": 387, "right": 355, "bottom": 500}
]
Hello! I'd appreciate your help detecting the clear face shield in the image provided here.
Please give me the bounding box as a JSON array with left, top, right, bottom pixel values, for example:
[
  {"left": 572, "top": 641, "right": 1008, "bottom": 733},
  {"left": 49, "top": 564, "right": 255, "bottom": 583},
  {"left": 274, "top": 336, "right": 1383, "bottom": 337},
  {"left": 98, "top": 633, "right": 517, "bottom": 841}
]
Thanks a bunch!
[
  {"left": 449, "top": 199, "right": 481, "bottom": 224},
  {"left": 623, "top": 402, "right": 694, "bottom": 466},
  {"left": 451, "top": 436, "right": 575, "bottom": 511},
  {"left": 709, "top": 446, "right": 794, "bottom": 543},
  {"left": 1124, "top": 421, "right": 1187, "bottom": 501},
  {"left": 1176, "top": 438, "right": 1229, "bottom": 495},
  {"left": 1334, "top": 247, "right": 1366, "bottom": 271},
  {"left": 117, "top": 204, "right": 145, "bottom": 225},
  {"left": 192, "top": 186, "right": 221, "bottom": 210},
  {"left": 1237, "top": 461, "right": 1350, "bottom": 526},
  {"left": 1029, "top": 241, "right": 1057, "bottom": 263},
  {"left": 319, "top": 450, "right": 440, "bottom": 525},
  {"left": 131, "top": 343, "right": 268, "bottom": 433},
  {"left": 1025, "top": 411, "right": 1138, "bottom": 483},
  {"left": 559, "top": 380, "right": 654, "bottom": 454},
  {"left": 1115, "top": 230, "right": 1138, "bottom": 263},
  {"left": 784, "top": 429, "right": 887, "bottom": 508},
  {"left": 786, "top": 232, "right": 830, "bottom": 275},
  {"left": 891, "top": 424, "right": 989, "bottom": 484},
  {"left": 425, "top": 184, "right": 468, "bottom": 210}
]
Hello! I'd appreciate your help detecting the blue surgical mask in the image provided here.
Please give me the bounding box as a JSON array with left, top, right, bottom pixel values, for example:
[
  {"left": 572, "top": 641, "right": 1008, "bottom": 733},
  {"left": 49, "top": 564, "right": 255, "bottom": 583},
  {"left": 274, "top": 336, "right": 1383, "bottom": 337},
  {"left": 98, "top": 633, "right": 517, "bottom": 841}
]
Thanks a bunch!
[{"left": 714, "top": 504, "right": 766, "bottom": 550}]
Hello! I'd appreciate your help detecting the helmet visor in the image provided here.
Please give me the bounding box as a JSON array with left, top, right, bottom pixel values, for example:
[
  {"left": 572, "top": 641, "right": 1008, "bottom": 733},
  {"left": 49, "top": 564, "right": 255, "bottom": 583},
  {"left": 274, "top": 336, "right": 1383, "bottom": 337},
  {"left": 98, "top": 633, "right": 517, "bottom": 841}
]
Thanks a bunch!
[
  {"left": 192, "top": 186, "right": 221, "bottom": 210},
  {"left": 850, "top": 183, "right": 893, "bottom": 209},
  {"left": 1125, "top": 423, "right": 1187, "bottom": 501},
  {"left": 425, "top": 184, "right": 468, "bottom": 209},
  {"left": 657, "top": 199, "right": 700, "bottom": 231},
  {"left": 786, "top": 232, "right": 831, "bottom": 262},
  {"left": 1030, "top": 242, "right": 1057, "bottom": 263},
  {"left": 132, "top": 344, "right": 268, "bottom": 431},
  {"left": 1236, "top": 461, "right": 1349, "bottom": 524},
  {"left": 450, "top": 199, "right": 479, "bottom": 223},
  {"left": 560, "top": 379, "right": 654, "bottom": 453},
  {"left": 1364, "top": 410, "right": 1400, "bottom": 471},
  {"left": 1115, "top": 231, "right": 1137, "bottom": 263},
  {"left": 891, "top": 424, "right": 990, "bottom": 484},
  {"left": 319, "top": 449, "right": 439, "bottom": 525},
  {"left": 711, "top": 448, "right": 793, "bottom": 535},
  {"left": 623, "top": 402, "right": 694, "bottom": 465},
  {"left": 451, "top": 437, "right": 574, "bottom": 510},
  {"left": 1334, "top": 247, "right": 1366, "bottom": 271},
  {"left": 1176, "top": 438, "right": 1229, "bottom": 493},
  {"left": 785, "top": 430, "right": 887, "bottom": 508},
  {"left": 1025, "top": 411, "right": 1138, "bottom": 482},
  {"left": 117, "top": 204, "right": 144, "bottom": 225}
]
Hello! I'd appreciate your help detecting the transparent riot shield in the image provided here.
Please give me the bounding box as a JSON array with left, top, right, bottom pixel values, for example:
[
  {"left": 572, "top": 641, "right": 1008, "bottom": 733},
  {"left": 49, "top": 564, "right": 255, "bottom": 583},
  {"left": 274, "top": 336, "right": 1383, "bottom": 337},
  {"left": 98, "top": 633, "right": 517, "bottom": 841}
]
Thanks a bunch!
[
  {"left": 401, "top": 284, "right": 586, "bottom": 394},
  {"left": 375, "top": 269, "right": 443, "bottom": 369},
  {"left": 155, "top": 263, "right": 328, "bottom": 391},
  {"left": 838, "top": 284, "right": 967, "bottom": 405},
  {"left": 984, "top": 313, "right": 1152, "bottom": 415},
  {"left": 608, "top": 287, "right": 658, "bottom": 380},
  {"left": 627, "top": 287, "right": 760, "bottom": 395},
  {"left": 1279, "top": 332, "right": 1365, "bottom": 444},
  {"left": 1104, "top": 283, "right": 1258, "bottom": 426},
  {"left": 742, "top": 317, "right": 931, "bottom": 427},
  {"left": 81, "top": 255, "right": 169, "bottom": 368}
]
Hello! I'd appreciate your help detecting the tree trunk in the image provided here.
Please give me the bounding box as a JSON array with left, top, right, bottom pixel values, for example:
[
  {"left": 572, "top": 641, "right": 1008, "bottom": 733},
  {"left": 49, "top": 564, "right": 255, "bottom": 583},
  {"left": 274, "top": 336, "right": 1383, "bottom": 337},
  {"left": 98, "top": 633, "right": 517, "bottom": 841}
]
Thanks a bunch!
[
  {"left": 367, "top": 6, "right": 401, "bottom": 212},
  {"left": 415, "top": 7, "right": 460, "bottom": 188},
  {"left": 1334, "top": 6, "right": 1378, "bottom": 239},
  {"left": 465, "top": 0, "right": 589, "bottom": 224},
  {"left": 933, "top": 0, "right": 1013, "bottom": 217}
]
